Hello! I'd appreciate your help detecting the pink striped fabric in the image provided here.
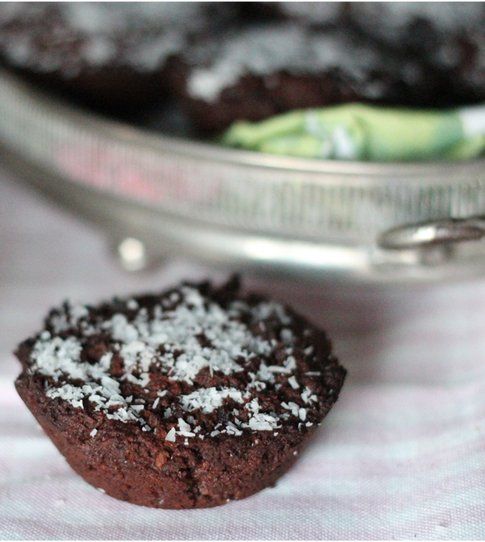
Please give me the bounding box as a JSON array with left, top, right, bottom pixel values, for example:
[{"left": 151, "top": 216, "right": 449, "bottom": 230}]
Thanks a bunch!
[{"left": 1, "top": 173, "right": 484, "bottom": 540}]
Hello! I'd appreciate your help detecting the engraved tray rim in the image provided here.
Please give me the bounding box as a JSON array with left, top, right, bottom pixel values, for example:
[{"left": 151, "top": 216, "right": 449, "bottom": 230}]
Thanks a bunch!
[{"left": 0, "top": 68, "right": 484, "bottom": 284}]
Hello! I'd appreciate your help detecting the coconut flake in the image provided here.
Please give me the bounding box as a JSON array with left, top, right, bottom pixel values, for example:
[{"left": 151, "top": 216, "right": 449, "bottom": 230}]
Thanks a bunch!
[
  {"left": 177, "top": 418, "right": 195, "bottom": 437},
  {"left": 180, "top": 387, "right": 244, "bottom": 414},
  {"left": 288, "top": 376, "right": 299, "bottom": 390},
  {"left": 165, "top": 427, "right": 176, "bottom": 442},
  {"left": 245, "top": 413, "right": 280, "bottom": 431},
  {"left": 301, "top": 387, "right": 318, "bottom": 404}
]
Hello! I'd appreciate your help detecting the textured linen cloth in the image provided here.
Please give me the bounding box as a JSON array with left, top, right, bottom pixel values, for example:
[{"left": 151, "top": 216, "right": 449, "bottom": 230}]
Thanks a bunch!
[{"left": 0, "top": 172, "right": 484, "bottom": 540}]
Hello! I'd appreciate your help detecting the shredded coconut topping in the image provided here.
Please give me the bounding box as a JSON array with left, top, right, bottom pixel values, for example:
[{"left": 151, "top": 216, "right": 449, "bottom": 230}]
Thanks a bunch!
[
  {"left": 0, "top": 3, "right": 218, "bottom": 74},
  {"left": 352, "top": 2, "right": 483, "bottom": 36},
  {"left": 180, "top": 387, "right": 247, "bottom": 414},
  {"left": 187, "top": 24, "right": 392, "bottom": 102},
  {"left": 27, "top": 283, "right": 328, "bottom": 441},
  {"left": 351, "top": 2, "right": 484, "bottom": 77}
]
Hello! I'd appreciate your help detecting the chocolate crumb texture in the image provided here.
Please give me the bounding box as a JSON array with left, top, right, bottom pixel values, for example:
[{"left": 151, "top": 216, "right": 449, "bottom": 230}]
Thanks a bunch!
[{"left": 15, "top": 277, "right": 346, "bottom": 508}]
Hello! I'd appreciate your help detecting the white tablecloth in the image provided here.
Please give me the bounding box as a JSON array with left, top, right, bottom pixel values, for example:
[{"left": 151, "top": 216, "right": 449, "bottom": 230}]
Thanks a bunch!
[{"left": 1, "top": 171, "right": 484, "bottom": 540}]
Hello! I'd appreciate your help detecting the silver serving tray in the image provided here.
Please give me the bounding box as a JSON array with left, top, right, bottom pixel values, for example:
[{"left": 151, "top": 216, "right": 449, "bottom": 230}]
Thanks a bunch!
[{"left": 0, "top": 69, "right": 484, "bottom": 283}]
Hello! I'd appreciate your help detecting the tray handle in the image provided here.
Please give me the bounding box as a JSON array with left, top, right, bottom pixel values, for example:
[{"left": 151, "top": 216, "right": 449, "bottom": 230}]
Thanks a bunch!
[{"left": 378, "top": 216, "right": 485, "bottom": 250}]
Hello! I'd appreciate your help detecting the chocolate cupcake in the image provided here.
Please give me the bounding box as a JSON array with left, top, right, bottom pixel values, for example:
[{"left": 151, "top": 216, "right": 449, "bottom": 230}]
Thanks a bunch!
[
  {"left": 14, "top": 278, "right": 346, "bottom": 509},
  {"left": 170, "top": 23, "right": 440, "bottom": 133},
  {"left": 0, "top": 2, "right": 234, "bottom": 110}
]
